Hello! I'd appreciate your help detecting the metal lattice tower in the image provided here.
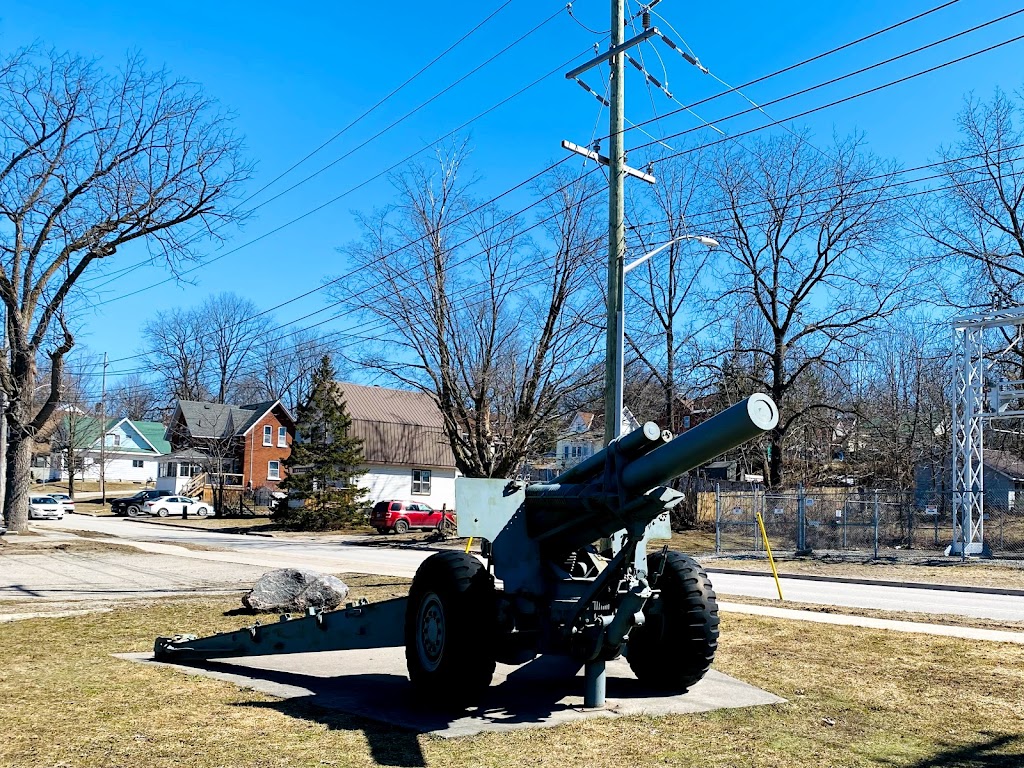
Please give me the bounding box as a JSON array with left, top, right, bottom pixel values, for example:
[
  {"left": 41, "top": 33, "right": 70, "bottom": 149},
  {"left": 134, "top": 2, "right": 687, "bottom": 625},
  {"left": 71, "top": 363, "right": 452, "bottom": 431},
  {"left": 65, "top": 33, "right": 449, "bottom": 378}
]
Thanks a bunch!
[{"left": 951, "top": 306, "right": 1024, "bottom": 556}]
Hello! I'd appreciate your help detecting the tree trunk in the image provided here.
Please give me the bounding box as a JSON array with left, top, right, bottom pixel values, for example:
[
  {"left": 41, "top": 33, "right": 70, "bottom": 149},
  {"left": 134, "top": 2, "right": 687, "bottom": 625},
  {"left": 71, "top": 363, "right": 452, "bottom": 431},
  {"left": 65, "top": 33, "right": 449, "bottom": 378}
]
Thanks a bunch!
[{"left": 5, "top": 427, "right": 32, "bottom": 532}]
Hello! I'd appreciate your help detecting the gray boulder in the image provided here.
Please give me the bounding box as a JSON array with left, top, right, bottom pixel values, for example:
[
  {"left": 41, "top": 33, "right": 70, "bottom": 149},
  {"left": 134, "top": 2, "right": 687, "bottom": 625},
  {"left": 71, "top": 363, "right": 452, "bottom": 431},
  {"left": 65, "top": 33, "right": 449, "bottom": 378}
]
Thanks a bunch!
[{"left": 243, "top": 568, "right": 350, "bottom": 612}]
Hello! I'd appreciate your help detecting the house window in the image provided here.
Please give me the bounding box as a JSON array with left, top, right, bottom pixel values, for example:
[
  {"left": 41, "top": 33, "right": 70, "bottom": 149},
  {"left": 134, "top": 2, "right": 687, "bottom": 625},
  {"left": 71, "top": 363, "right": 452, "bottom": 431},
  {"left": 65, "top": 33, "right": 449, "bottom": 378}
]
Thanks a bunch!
[
  {"left": 563, "top": 446, "right": 569, "bottom": 459},
  {"left": 106, "top": 433, "right": 120, "bottom": 447},
  {"left": 263, "top": 425, "right": 272, "bottom": 446},
  {"left": 132, "top": 460, "right": 144, "bottom": 468},
  {"left": 267, "top": 460, "right": 280, "bottom": 481},
  {"left": 278, "top": 426, "right": 287, "bottom": 447},
  {"left": 412, "top": 469, "right": 431, "bottom": 495},
  {"left": 683, "top": 415, "right": 691, "bottom": 430}
]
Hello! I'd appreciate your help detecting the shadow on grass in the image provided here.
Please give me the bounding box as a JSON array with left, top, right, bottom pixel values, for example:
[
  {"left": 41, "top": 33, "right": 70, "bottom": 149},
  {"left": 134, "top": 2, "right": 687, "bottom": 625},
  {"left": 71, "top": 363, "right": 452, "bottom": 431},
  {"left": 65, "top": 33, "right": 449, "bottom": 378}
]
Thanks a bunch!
[
  {"left": 902, "top": 732, "right": 1023, "bottom": 768},
  {"left": 239, "top": 695, "right": 427, "bottom": 768},
  {"left": 173, "top": 655, "right": 660, "bottom": 767}
]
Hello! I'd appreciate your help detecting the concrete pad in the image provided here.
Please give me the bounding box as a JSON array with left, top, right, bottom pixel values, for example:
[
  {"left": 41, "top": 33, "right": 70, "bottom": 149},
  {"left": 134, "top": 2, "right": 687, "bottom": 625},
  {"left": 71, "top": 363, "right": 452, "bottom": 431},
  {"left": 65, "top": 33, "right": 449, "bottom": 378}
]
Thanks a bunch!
[{"left": 118, "top": 648, "right": 785, "bottom": 738}]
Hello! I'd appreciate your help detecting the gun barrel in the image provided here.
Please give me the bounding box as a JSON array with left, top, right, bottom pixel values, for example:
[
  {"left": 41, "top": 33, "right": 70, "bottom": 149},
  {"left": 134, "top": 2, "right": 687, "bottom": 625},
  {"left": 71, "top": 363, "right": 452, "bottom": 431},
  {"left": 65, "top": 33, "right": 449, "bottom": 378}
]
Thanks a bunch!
[
  {"left": 620, "top": 394, "right": 778, "bottom": 494},
  {"left": 524, "top": 395, "right": 778, "bottom": 549},
  {"left": 553, "top": 421, "right": 665, "bottom": 485}
]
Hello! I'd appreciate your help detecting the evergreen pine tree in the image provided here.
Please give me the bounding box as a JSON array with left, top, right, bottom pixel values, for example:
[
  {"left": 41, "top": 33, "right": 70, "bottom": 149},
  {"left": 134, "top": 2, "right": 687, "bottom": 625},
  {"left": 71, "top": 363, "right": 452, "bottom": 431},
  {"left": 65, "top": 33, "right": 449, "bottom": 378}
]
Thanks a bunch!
[{"left": 277, "top": 356, "right": 367, "bottom": 530}]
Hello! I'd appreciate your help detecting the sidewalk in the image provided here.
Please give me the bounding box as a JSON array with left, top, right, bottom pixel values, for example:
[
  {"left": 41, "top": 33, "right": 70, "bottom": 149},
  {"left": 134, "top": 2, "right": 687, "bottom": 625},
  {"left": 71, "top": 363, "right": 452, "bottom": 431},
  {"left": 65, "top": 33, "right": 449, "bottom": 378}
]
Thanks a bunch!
[{"left": 720, "top": 601, "right": 1024, "bottom": 644}]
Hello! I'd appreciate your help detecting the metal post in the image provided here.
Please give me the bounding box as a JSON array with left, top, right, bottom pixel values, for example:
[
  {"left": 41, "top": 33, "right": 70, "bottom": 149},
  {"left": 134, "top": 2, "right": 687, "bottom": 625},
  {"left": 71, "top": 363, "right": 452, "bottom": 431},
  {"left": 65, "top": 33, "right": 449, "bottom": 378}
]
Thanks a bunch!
[
  {"left": 584, "top": 660, "right": 607, "bottom": 709},
  {"left": 715, "top": 482, "right": 721, "bottom": 554},
  {"left": 796, "top": 483, "right": 806, "bottom": 553},
  {"left": 99, "top": 352, "right": 107, "bottom": 505},
  {"left": 753, "top": 485, "right": 760, "bottom": 552},
  {"left": 588, "top": 0, "right": 625, "bottom": 711},
  {"left": 873, "top": 489, "right": 879, "bottom": 560}
]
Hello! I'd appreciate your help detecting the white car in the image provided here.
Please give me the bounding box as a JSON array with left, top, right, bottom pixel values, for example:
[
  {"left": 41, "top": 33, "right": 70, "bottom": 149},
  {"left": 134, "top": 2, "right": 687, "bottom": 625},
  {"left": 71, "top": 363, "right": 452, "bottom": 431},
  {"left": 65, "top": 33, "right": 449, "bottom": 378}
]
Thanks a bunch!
[
  {"left": 49, "top": 493, "right": 75, "bottom": 515},
  {"left": 29, "top": 495, "right": 64, "bottom": 520},
  {"left": 142, "top": 495, "right": 213, "bottom": 518}
]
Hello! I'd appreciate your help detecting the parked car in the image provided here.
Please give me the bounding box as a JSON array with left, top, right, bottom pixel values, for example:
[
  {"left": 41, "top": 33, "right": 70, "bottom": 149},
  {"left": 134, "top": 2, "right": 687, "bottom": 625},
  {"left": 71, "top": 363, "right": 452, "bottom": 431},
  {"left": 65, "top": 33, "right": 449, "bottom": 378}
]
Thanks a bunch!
[
  {"left": 49, "top": 493, "right": 75, "bottom": 515},
  {"left": 110, "top": 489, "right": 173, "bottom": 517},
  {"left": 369, "top": 500, "right": 453, "bottom": 534},
  {"left": 142, "top": 495, "right": 213, "bottom": 518},
  {"left": 28, "top": 495, "right": 63, "bottom": 520}
]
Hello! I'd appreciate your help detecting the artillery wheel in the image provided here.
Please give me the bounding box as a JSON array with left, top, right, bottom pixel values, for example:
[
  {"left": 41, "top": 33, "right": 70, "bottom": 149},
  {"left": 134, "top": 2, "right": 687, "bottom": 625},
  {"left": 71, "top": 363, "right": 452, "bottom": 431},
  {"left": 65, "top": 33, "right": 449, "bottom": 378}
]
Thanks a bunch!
[
  {"left": 627, "top": 551, "right": 720, "bottom": 693},
  {"left": 405, "top": 551, "right": 496, "bottom": 707},
  {"left": 127, "top": 505, "right": 141, "bottom": 517},
  {"left": 393, "top": 518, "right": 409, "bottom": 535}
]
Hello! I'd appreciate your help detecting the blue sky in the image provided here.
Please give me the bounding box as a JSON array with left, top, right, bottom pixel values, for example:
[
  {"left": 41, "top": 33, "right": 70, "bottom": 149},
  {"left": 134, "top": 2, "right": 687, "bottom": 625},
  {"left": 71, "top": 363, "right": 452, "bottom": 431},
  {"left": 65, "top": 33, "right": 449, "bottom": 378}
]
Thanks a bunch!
[{"left": 2, "top": 0, "right": 1023, "bottom": 392}]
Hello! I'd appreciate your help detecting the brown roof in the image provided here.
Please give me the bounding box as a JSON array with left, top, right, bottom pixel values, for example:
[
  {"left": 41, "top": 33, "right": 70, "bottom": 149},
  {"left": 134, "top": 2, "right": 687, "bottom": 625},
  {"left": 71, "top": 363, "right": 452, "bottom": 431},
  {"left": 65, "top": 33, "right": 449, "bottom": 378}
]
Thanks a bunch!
[
  {"left": 332, "top": 382, "right": 454, "bottom": 469},
  {"left": 333, "top": 382, "right": 443, "bottom": 427}
]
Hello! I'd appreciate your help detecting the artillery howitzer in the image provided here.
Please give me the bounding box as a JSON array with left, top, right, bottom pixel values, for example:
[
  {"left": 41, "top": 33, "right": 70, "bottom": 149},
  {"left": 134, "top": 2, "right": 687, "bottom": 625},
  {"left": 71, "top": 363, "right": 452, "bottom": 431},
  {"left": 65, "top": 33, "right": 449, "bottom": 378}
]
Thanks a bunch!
[{"left": 155, "top": 394, "right": 778, "bottom": 708}]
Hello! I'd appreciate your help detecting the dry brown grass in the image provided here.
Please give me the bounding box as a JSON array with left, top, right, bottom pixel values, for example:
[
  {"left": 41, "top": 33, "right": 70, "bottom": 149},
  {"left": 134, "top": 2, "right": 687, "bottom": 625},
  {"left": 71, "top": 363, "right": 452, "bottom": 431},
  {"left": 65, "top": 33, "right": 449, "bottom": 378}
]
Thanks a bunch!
[
  {"left": 0, "top": 536, "right": 140, "bottom": 555},
  {"left": 0, "top": 573, "right": 1022, "bottom": 767}
]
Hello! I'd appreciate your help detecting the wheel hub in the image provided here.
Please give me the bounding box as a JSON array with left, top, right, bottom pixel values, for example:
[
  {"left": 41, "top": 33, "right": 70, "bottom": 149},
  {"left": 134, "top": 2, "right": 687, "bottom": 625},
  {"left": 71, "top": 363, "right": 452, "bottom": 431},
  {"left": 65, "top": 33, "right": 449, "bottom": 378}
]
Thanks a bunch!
[{"left": 417, "top": 593, "right": 445, "bottom": 672}]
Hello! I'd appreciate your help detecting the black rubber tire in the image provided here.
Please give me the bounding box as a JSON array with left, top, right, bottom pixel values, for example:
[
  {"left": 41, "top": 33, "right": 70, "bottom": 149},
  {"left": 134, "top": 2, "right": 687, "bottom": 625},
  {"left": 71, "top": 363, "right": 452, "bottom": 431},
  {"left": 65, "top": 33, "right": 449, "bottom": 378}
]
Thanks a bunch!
[
  {"left": 127, "top": 505, "right": 141, "bottom": 517},
  {"left": 375, "top": 527, "right": 388, "bottom": 535},
  {"left": 196, "top": 507, "right": 209, "bottom": 518},
  {"left": 627, "top": 551, "right": 720, "bottom": 693},
  {"left": 404, "top": 551, "right": 496, "bottom": 708},
  {"left": 393, "top": 518, "right": 409, "bottom": 535},
  {"left": 156, "top": 508, "right": 168, "bottom": 518}
]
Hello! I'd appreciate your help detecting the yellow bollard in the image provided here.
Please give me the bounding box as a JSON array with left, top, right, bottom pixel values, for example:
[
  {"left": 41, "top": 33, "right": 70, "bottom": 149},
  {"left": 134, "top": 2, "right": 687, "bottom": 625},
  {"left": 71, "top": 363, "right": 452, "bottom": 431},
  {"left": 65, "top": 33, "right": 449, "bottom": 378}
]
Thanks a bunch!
[
  {"left": 465, "top": 536, "right": 474, "bottom": 554},
  {"left": 755, "top": 510, "right": 784, "bottom": 601}
]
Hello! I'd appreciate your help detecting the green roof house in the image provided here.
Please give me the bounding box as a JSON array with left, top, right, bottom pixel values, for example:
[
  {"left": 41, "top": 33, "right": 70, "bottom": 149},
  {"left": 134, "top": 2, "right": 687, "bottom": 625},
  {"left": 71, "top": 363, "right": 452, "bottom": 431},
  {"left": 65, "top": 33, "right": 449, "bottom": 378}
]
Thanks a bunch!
[{"left": 49, "top": 415, "right": 170, "bottom": 484}]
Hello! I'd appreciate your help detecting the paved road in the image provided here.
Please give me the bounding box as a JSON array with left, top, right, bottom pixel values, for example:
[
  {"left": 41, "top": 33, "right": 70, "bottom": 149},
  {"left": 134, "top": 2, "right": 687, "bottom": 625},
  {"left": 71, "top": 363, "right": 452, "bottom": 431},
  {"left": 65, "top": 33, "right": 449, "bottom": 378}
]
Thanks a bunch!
[{"left": 24, "top": 515, "right": 1024, "bottom": 622}]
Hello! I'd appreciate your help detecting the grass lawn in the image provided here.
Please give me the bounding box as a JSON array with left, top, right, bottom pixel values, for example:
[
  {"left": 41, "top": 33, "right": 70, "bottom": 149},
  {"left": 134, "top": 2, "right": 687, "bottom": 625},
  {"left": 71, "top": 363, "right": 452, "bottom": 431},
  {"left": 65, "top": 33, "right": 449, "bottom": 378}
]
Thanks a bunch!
[{"left": 0, "top": 573, "right": 1021, "bottom": 767}]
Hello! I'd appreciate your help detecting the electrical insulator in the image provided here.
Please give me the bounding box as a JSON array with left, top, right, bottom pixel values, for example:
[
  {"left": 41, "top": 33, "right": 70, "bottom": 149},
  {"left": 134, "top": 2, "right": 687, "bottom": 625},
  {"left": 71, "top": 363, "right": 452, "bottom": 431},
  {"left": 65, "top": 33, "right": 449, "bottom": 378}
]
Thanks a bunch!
[{"left": 642, "top": 9, "right": 650, "bottom": 29}]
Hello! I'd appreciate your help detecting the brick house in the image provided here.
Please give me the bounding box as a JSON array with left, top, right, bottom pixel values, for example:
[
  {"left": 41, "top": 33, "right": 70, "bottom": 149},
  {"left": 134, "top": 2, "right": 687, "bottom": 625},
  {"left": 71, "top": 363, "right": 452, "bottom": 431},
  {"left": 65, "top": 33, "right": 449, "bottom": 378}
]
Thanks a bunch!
[{"left": 159, "top": 399, "right": 295, "bottom": 494}]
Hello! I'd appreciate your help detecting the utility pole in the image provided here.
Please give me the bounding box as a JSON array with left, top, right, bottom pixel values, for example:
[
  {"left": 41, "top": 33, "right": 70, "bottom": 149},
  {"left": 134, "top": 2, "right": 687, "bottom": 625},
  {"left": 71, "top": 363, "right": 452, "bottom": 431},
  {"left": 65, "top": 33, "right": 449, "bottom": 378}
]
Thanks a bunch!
[
  {"left": 605, "top": 0, "right": 626, "bottom": 449},
  {"left": 563, "top": 0, "right": 659, "bottom": 711},
  {"left": 100, "top": 352, "right": 107, "bottom": 505}
]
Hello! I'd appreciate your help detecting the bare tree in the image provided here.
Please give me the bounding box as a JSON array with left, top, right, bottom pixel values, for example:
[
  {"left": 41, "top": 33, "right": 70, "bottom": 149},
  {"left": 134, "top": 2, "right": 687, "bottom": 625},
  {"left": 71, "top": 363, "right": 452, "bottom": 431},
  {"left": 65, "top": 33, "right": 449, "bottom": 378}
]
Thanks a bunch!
[
  {"left": 234, "top": 327, "right": 344, "bottom": 413},
  {"left": 335, "top": 146, "right": 602, "bottom": 477},
  {"left": 143, "top": 306, "right": 212, "bottom": 403},
  {"left": 108, "top": 373, "right": 162, "bottom": 421},
  {"left": 920, "top": 89, "right": 1024, "bottom": 307},
  {"left": 0, "top": 49, "right": 249, "bottom": 531},
  {"left": 846, "top": 317, "right": 950, "bottom": 490},
  {"left": 709, "top": 131, "right": 910, "bottom": 487},
  {"left": 202, "top": 293, "right": 273, "bottom": 403},
  {"left": 626, "top": 148, "right": 722, "bottom": 432}
]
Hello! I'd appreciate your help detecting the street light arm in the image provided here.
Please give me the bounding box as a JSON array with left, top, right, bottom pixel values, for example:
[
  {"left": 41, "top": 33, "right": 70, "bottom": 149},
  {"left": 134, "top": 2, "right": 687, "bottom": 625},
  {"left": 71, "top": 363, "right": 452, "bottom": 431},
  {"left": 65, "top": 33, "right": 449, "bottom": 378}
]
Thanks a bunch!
[{"left": 623, "top": 234, "right": 718, "bottom": 274}]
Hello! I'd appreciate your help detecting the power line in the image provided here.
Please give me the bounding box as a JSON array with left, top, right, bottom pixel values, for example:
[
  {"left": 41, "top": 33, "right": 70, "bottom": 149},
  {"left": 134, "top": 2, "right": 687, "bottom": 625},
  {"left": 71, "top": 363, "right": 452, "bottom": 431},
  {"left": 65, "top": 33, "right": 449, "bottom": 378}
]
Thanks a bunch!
[
  {"left": 85, "top": 0, "right": 969, "bottom": 302},
  {"left": 89, "top": 141, "right": 1024, "bottom": 392},
  {"left": 80, "top": 3, "right": 565, "bottom": 294},
  {"left": 83, "top": 10, "right": 1024, "bottom": 385}
]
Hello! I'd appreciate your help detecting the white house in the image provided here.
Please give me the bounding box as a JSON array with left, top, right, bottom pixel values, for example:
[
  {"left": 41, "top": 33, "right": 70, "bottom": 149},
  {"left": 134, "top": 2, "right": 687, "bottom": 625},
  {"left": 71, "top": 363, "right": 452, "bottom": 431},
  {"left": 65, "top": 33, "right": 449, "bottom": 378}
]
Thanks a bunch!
[
  {"left": 556, "top": 407, "right": 641, "bottom": 471},
  {"left": 330, "top": 382, "right": 458, "bottom": 510},
  {"left": 50, "top": 416, "right": 170, "bottom": 483}
]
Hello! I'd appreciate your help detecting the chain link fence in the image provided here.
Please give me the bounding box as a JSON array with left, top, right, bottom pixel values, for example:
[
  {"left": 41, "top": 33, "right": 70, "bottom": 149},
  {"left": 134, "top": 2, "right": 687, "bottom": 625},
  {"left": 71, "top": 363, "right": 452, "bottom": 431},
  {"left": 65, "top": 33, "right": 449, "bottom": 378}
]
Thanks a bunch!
[{"left": 700, "top": 486, "right": 1024, "bottom": 558}]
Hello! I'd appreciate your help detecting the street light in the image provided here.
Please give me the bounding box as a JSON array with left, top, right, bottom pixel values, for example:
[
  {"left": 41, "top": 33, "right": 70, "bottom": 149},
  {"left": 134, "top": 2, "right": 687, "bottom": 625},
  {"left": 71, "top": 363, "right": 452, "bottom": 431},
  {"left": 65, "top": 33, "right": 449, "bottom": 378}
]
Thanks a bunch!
[{"left": 608, "top": 234, "right": 719, "bottom": 442}]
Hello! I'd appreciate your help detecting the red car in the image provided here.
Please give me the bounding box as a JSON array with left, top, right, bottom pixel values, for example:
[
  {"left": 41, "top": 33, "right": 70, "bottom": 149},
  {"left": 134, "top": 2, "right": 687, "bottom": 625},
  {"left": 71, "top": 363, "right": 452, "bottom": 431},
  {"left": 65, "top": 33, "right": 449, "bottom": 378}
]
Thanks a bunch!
[{"left": 369, "top": 500, "right": 453, "bottom": 534}]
